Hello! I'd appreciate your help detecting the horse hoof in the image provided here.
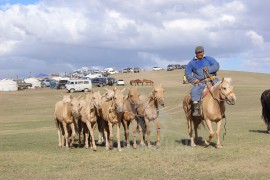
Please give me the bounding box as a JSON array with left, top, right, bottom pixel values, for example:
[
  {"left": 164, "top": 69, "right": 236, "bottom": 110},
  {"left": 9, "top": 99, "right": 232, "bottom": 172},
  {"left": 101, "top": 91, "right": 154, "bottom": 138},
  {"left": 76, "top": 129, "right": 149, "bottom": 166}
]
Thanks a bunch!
[
  {"left": 191, "top": 144, "right": 197, "bottom": 147},
  {"left": 140, "top": 143, "right": 146, "bottom": 147},
  {"left": 85, "top": 145, "right": 89, "bottom": 149},
  {"left": 93, "top": 146, "right": 97, "bottom": 151},
  {"left": 147, "top": 145, "right": 152, "bottom": 148},
  {"left": 204, "top": 140, "right": 210, "bottom": 146},
  {"left": 156, "top": 143, "right": 160, "bottom": 148},
  {"left": 216, "top": 145, "right": 223, "bottom": 149},
  {"left": 127, "top": 144, "right": 131, "bottom": 148},
  {"left": 118, "top": 148, "right": 122, "bottom": 152}
]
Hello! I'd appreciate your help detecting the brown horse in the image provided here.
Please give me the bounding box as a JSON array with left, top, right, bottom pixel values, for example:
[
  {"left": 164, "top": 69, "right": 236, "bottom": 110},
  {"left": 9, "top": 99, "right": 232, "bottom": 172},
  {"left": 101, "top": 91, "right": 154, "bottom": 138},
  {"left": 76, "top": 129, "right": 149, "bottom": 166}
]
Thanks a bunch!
[
  {"left": 143, "top": 79, "right": 154, "bottom": 86},
  {"left": 130, "top": 79, "right": 143, "bottom": 86},
  {"left": 122, "top": 88, "right": 141, "bottom": 148},
  {"left": 136, "top": 84, "right": 165, "bottom": 148},
  {"left": 183, "top": 78, "right": 236, "bottom": 148}
]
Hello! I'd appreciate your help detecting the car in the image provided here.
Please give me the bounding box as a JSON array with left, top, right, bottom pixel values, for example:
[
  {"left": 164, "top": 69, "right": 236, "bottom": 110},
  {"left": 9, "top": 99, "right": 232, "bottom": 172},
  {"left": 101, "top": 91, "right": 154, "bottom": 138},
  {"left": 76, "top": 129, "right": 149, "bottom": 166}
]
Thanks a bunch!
[
  {"left": 107, "top": 77, "right": 117, "bottom": 86},
  {"left": 41, "top": 79, "right": 50, "bottom": 87},
  {"left": 152, "top": 67, "right": 163, "bottom": 71},
  {"left": 56, "top": 80, "right": 68, "bottom": 89},
  {"left": 65, "top": 79, "right": 92, "bottom": 93},
  {"left": 117, "top": 79, "right": 125, "bottom": 86},
  {"left": 14, "top": 79, "right": 32, "bottom": 90},
  {"left": 91, "top": 78, "right": 107, "bottom": 87},
  {"left": 167, "top": 65, "right": 175, "bottom": 71},
  {"left": 134, "top": 67, "right": 140, "bottom": 73}
]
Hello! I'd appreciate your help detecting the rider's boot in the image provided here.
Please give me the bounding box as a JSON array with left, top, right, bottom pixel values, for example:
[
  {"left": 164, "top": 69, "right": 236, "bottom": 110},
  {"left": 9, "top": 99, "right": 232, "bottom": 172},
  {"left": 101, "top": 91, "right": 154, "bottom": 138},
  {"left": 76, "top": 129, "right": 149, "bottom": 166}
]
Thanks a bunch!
[{"left": 192, "top": 101, "right": 201, "bottom": 116}]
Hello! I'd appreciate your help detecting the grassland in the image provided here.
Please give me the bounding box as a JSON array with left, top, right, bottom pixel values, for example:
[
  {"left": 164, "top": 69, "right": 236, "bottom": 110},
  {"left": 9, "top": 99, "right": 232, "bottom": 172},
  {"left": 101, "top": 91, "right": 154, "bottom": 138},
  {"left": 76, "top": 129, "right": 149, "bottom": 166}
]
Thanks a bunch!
[{"left": 0, "top": 70, "right": 270, "bottom": 180}]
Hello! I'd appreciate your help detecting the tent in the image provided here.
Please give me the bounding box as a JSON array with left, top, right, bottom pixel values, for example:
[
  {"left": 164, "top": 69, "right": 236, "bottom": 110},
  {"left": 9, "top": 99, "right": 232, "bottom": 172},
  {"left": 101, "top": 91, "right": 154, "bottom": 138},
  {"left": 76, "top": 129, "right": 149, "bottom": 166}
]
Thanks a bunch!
[
  {"left": 0, "top": 79, "right": 18, "bottom": 91},
  {"left": 24, "top": 78, "right": 41, "bottom": 88}
]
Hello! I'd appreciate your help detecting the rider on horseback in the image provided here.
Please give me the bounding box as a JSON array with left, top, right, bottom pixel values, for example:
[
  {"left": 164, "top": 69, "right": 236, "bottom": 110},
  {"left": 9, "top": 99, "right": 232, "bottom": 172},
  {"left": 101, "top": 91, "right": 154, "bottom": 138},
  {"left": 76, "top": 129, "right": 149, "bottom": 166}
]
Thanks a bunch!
[{"left": 185, "top": 46, "right": 220, "bottom": 116}]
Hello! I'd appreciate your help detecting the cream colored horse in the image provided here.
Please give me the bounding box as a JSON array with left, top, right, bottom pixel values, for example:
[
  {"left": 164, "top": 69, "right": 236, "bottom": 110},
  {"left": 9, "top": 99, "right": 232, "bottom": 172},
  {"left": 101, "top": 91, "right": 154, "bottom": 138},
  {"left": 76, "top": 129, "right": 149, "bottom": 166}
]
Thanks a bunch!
[
  {"left": 122, "top": 88, "right": 141, "bottom": 148},
  {"left": 136, "top": 84, "right": 165, "bottom": 148},
  {"left": 100, "top": 87, "right": 125, "bottom": 151},
  {"left": 78, "top": 91, "right": 102, "bottom": 151},
  {"left": 183, "top": 78, "right": 236, "bottom": 148}
]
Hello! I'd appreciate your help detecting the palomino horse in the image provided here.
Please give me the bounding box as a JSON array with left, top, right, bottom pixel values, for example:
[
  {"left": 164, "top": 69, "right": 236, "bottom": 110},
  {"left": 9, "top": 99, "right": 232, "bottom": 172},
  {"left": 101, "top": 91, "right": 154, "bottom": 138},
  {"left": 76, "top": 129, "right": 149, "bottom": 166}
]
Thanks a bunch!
[
  {"left": 78, "top": 91, "right": 102, "bottom": 150},
  {"left": 260, "top": 89, "right": 270, "bottom": 133},
  {"left": 136, "top": 84, "right": 165, "bottom": 148},
  {"left": 122, "top": 88, "right": 141, "bottom": 148},
  {"left": 54, "top": 94, "right": 77, "bottom": 148},
  {"left": 143, "top": 79, "right": 154, "bottom": 86},
  {"left": 183, "top": 78, "right": 236, "bottom": 148},
  {"left": 100, "top": 87, "right": 125, "bottom": 151}
]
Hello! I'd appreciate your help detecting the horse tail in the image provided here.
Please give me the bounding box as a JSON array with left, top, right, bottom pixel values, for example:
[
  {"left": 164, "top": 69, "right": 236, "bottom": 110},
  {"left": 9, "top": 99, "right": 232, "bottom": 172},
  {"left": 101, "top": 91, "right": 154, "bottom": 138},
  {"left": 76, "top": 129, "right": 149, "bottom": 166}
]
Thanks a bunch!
[
  {"left": 261, "top": 89, "right": 270, "bottom": 126},
  {"left": 130, "top": 80, "right": 132, "bottom": 85}
]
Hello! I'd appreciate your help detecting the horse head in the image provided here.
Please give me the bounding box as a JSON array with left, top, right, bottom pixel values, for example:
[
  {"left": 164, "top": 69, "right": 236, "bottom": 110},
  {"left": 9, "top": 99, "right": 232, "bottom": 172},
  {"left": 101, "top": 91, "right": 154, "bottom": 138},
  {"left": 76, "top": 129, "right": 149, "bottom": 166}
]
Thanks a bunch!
[
  {"left": 152, "top": 83, "right": 165, "bottom": 107},
  {"left": 220, "top": 78, "right": 236, "bottom": 105},
  {"left": 92, "top": 91, "right": 102, "bottom": 110},
  {"left": 70, "top": 96, "right": 81, "bottom": 119},
  {"left": 113, "top": 87, "right": 125, "bottom": 113},
  {"left": 127, "top": 88, "right": 141, "bottom": 106}
]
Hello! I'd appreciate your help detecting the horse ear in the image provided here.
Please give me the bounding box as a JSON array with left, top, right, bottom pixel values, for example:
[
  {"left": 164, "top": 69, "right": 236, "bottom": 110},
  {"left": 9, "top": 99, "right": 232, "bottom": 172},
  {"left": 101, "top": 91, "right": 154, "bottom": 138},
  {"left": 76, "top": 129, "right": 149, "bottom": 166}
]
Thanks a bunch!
[
  {"left": 121, "top": 88, "right": 126, "bottom": 93},
  {"left": 104, "top": 87, "right": 109, "bottom": 92},
  {"left": 222, "top": 77, "right": 225, "bottom": 82},
  {"left": 159, "top": 83, "right": 162, "bottom": 87},
  {"left": 113, "top": 86, "right": 117, "bottom": 91}
]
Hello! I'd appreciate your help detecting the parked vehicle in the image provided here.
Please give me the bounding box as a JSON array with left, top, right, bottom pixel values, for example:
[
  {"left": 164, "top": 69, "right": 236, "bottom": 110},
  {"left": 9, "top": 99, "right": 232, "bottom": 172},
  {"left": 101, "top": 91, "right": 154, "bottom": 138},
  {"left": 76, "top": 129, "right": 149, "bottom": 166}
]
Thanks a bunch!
[
  {"left": 56, "top": 80, "right": 68, "bottom": 89},
  {"left": 167, "top": 65, "right": 175, "bottom": 71},
  {"left": 134, "top": 67, "right": 140, "bottom": 73},
  {"left": 107, "top": 77, "right": 117, "bottom": 86},
  {"left": 65, "top": 79, "right": 92, "bottom": 93},
  {"left": 41, "top": 79, "right": 50, "bottom": 87},
  {"left": 91, "top": 78, "right": 107, "bottom": 87},
  {"left": 152, "top": 67, "right": 163, "bottom": 71},
  {"left": 117, "top": 79, "right": 125, "bottom": 86},
  {"left": 14, "top": 79, "right": 32, "bottom": 90}
]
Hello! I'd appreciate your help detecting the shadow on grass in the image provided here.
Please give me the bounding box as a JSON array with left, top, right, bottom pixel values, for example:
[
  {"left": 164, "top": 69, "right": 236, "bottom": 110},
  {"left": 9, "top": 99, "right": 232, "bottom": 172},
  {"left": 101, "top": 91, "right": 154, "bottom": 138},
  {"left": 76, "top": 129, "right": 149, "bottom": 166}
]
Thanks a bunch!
[
  {"left": 249, "top": 130, "right": 270, "bottom": 134},
  {"left": 175, "top": 137, "right": 216, "bottom": 148}
]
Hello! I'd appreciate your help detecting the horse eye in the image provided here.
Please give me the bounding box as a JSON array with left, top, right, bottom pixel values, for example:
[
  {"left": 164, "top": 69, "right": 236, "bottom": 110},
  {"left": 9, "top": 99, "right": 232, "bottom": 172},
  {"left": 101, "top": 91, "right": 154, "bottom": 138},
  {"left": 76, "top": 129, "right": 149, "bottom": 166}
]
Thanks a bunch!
[{"left": 222, "top": 87, "right": 226, "bottom": 90}]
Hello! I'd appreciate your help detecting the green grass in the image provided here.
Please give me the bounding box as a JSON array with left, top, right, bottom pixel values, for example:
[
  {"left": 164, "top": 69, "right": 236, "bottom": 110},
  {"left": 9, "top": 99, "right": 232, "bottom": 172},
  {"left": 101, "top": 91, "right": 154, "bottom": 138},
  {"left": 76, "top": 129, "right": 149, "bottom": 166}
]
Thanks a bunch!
[{"left": 0, "top": 70, "right": 270, "bottom": 179}]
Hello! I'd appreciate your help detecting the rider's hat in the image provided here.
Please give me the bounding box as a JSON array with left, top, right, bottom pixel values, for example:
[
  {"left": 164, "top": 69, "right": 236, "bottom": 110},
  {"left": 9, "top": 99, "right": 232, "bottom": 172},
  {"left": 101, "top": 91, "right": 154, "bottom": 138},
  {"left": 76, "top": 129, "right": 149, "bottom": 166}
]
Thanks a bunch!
[{"left": 195, "top": 46, "right": 204, "bottom": 53}]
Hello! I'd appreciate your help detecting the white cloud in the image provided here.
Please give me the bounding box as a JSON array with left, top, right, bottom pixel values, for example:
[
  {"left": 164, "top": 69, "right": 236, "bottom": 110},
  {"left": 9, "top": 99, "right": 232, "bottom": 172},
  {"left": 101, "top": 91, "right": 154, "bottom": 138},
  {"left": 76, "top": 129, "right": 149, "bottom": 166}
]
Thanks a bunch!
[{"left": 246, "top": 30, "right": 264, "bottom": 47}]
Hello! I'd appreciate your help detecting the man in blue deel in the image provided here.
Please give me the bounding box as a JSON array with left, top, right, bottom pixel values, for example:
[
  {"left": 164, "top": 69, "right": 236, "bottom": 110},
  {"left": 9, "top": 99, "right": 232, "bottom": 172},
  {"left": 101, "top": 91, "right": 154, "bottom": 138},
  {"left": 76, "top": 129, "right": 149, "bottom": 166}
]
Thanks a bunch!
[{"left": 184, "top": 46, "right": 220, "bottom": 116}]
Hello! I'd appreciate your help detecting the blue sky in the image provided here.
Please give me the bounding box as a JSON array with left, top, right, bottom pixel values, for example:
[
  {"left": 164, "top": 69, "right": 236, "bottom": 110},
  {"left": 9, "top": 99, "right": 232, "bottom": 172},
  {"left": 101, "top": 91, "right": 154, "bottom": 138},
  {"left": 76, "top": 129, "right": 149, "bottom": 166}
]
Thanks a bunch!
[
  {"left": 0, "top": 0, "right": 269, "bottom": 78},
  {"left": 0, "top": 0, "right": 38, "bottom": 5}
]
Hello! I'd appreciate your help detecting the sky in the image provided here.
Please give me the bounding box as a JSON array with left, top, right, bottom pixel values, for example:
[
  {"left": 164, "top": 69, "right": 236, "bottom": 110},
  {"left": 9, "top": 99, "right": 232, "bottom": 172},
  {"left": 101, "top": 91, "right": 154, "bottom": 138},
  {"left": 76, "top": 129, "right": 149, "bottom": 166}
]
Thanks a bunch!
[{"left": 0, "top": 0, "right": 269, "bottom": 78}]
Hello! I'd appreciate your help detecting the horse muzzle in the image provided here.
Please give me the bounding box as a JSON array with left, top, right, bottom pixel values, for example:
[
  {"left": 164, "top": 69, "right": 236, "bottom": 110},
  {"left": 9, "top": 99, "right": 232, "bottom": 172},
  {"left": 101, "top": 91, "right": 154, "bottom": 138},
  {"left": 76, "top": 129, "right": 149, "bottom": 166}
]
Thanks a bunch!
[{"left": 226, "top": 93, "right": 236, "bottom": 105}]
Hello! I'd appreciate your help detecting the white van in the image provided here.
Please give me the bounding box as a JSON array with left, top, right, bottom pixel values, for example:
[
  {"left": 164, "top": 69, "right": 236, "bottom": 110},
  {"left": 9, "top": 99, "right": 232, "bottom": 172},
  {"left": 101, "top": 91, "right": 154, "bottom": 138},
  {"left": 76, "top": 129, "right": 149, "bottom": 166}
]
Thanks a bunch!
[{"left": 65, "top": 79, "right": 92, "bottom": 93}]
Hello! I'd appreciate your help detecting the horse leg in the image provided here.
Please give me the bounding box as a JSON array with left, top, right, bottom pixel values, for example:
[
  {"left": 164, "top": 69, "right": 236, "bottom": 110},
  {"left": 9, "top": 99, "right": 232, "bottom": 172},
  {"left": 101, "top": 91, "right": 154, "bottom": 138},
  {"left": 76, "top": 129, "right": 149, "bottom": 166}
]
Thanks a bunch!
[
  {"left": 154, "top": 118, "right": 161, "bottom": 148},
  {"left": 122, "top": 119, "right": 130, "bottom": 148},
  {"left": 187, "top": 117, "right": 196, "bottom": 146},
  {"left": 145, "top": 118, "right": 151, "bottom": 148},
  {"left": 89, "top": 122, "right": 97, "bottom": 151},
  {"left": 103, "top": 121, "right": 109, "bottom": 150},
  {"left": 84, "top": 125, "right": 90, "bottom": 149},
  {"left": 194, "top": 120, "right": 200, "bottom": 145},
  {"left": 216, "top": 120, "right": 222, "bottom": 148},
  {"left": 69, "top": 122, "right": 76, "bottom": 147},
  {"left": 137, "top": 119, "right": 146, "bottom": 146},
  {"left": 61, "top": 122, "right": 69, "bottom": 148},
  {"left": 77, "top": 119, "right": 83, "bottom": 147},
  {"left": 117, "top": 121, "right": 122, "bottom": 152},
  {"left": 108, "top": 122, "right": 114, "bottom": 149},
  {"left": 131, "top": 119, "right": 138, "bottom": 149},
  {"left": 205, "top": 119, "right": 215, "bottom": 146}
]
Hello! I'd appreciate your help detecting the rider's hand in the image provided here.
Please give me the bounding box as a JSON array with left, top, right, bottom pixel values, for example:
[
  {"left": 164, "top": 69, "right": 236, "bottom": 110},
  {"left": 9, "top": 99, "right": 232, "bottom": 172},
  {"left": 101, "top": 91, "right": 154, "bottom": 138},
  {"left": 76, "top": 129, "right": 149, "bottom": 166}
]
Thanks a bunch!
[
  {"left": 204, "top": 67, "right": 209, "bottom": 72},
  {"left": 193, "top": 79, "right": 200, "bottom": 85}
]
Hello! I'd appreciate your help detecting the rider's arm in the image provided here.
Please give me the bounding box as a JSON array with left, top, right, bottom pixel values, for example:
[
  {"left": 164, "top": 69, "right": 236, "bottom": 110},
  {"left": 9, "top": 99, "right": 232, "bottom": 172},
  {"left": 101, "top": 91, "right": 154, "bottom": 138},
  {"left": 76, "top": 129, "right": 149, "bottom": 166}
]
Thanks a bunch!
[
  {"left": 206, "top": 56, "right": 219, "bottom": 73},
  {"left": 185, "top": 61, "right": 197, "bottom": 84}
]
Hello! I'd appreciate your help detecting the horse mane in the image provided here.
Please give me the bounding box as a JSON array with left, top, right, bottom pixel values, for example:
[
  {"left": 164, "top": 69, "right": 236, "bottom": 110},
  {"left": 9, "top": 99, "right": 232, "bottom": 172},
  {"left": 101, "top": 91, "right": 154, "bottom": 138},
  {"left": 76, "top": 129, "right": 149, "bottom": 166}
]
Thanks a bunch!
[{"left": 210, "top": 77, "right": 232, "bottom": 91}]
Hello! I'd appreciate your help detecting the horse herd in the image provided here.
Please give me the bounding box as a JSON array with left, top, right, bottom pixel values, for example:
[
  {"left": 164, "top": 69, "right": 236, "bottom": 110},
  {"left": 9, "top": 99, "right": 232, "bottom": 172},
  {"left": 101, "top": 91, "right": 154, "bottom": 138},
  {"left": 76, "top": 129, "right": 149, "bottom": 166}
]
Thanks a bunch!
[
  {"left": 54, "top": 77, "right": 270, "bottom": 151},
  {"left": 54, "top": 84, "right": 165, "bottom": 151},
  {"left": 130, "top": 79, "right": 154, "bottom": 86}
]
